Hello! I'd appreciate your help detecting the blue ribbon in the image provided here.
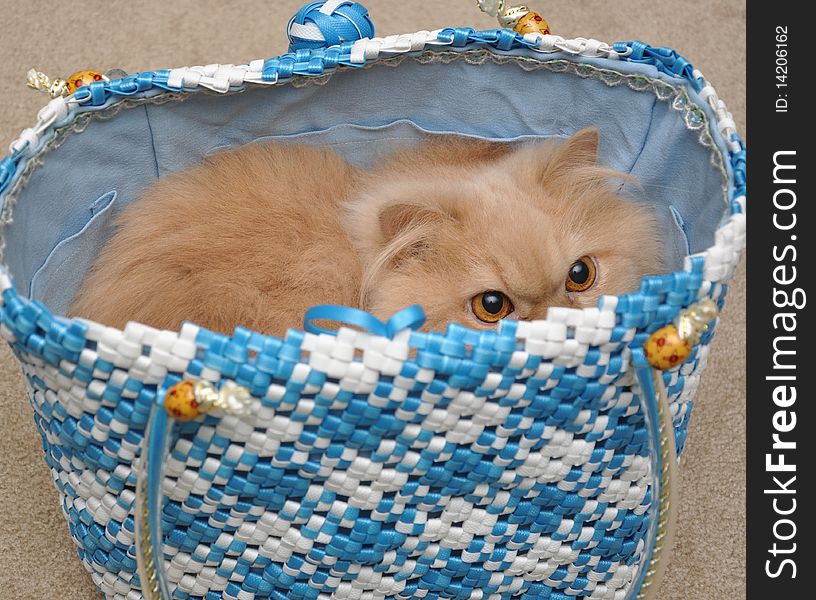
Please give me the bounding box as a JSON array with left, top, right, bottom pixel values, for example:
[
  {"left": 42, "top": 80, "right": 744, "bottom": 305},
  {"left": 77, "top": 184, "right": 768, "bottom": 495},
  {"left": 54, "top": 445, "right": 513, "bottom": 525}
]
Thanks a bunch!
[{"left": 303, "top": 304, "right": 426, "bottom": 337}]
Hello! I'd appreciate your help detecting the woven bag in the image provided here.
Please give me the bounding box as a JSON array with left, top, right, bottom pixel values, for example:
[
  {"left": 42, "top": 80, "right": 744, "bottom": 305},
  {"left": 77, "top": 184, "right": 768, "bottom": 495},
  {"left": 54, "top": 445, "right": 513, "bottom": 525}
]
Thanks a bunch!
[{"left": 0, "top": 2, "right": 745, "bottom": 599}]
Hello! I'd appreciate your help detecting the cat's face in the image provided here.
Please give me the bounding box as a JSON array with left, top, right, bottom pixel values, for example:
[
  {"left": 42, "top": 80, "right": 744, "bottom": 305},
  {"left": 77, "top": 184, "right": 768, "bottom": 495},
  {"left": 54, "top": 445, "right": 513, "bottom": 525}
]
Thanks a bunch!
[{"left": 345, "top": 128, "right": 663, "bottom": 332}]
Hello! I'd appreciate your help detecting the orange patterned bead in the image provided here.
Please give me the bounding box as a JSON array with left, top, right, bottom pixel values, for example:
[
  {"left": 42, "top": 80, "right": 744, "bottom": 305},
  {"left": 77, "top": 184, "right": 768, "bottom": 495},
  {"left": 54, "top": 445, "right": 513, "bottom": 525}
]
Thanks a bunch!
[
  {"left": 644, "top": 325, "right": 693, "bottom": 371},
  {"left": 514, "top": 12, "right": 550, "bottom": 36},
  {"left": 65, "top": 70, "right": 107, "bottom": 93},
  {"left": 163, "top": 381, "right": 201, "bottom": 420}
]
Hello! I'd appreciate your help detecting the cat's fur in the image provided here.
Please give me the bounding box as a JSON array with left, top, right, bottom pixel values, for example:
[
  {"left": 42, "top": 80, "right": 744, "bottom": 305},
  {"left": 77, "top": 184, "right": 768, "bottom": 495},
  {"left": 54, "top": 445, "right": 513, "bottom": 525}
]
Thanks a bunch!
[{"left": 69, "top": 128, "right": 663, "bottom": 336}]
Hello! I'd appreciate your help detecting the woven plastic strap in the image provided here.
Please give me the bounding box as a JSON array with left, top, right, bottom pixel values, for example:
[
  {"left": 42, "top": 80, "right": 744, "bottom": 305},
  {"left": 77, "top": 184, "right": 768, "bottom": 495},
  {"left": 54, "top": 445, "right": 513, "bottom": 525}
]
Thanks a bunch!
[{"left": 287, "top": 0, "right": 375, "bottom": 51}]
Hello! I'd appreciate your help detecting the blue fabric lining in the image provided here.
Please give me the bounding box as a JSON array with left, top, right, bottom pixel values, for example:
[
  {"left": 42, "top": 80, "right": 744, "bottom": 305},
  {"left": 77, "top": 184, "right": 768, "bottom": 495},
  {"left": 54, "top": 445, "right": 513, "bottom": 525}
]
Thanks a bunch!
[
  {"left": 624, "top": 94, "right": 658, "bottom": 178},
  {"left": 29, "top": 190, "right": 118, "bottom": 308},
  {"left": 4, "top": 107, "right": 158, "bottom": 303},
  {"left": 3, "top": 52, "right": 728, "bottom": 314}
]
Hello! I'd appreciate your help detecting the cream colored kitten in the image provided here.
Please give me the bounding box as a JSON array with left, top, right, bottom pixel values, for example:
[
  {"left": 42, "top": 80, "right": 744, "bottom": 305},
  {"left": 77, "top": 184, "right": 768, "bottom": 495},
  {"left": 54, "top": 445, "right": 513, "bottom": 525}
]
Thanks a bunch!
[{"left": 69, "top": 128, "right": 662, "bottom": 336}]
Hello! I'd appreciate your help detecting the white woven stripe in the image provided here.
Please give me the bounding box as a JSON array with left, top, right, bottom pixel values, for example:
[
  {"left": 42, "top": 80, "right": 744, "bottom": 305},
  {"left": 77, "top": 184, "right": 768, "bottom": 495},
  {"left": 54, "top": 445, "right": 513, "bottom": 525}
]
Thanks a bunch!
[
  {"left": 289, "top": 21, "right": 327, "bottom": 42},
  {"left": 287, "top": 0, "right": 350, "bottom": 43},
  {"left": 684, "top": 207, "right": 746, "bottom": 283},
  {"left": 8, "top": 96, "right": 73, "bottom": 154},
  {"left": 320, "top": 0, "right": 347, "bottom": 15},
  {"left": 524, "top": 34, "right": 620, "bottom": 58},
  {"left": 693, "top": 68, "right": 741, "bottom": 153}
]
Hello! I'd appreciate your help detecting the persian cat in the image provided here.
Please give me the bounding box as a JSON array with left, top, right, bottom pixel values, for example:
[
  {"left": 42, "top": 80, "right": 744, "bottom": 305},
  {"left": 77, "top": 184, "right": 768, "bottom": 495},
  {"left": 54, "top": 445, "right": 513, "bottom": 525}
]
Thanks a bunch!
[{"left": 69, "top": 128, "right": 662, "bottom": 336}]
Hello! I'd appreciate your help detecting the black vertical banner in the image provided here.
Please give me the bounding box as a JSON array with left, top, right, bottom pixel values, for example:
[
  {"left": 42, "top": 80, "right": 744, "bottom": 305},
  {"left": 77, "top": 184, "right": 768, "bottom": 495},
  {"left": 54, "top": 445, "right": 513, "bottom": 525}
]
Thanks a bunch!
[{"left": 746, "top": 2, "right": 814, "bottom": 598}]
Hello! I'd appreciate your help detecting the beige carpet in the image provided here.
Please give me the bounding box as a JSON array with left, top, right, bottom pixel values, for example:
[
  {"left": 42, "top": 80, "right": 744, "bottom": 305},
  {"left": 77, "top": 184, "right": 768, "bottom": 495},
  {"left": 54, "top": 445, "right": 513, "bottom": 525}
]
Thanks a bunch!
[{"left": 0, "top": 1, "right": 746, "bottom": 598}]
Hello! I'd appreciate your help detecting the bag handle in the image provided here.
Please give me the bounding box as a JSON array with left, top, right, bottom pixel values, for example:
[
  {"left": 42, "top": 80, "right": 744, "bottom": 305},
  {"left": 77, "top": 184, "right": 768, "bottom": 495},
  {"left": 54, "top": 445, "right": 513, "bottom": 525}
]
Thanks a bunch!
[
  {"left": 134, "top": 379, "right": 254, "bottom": 599},
  {"left": 629, "top": 351, "right": 679, "bottom": 600},
  {"left": 627, "top": 297, "right": 719, "bottom": 598},
  {"left": 134, "top": 405, "right": 171, "bottom": 600}
]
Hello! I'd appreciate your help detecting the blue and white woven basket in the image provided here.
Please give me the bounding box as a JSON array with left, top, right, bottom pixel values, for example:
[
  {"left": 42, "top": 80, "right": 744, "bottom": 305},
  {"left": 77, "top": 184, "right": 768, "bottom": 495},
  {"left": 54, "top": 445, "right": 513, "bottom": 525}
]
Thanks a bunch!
[{"left": 0, "top": 2, "right": 745, "bottom": 599}]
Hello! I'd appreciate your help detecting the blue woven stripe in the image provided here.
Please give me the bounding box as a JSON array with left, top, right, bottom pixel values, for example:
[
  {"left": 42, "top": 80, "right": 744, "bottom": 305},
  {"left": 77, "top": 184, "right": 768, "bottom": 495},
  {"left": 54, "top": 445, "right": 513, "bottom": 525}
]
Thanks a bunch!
[
  {"left": 0, "top": 150, "right": 21, "bottom": 192},
  {"left": 730, "top": 133, "right": 747, "bottom": 201},
  {"left": 613, "top": 41, "right": 702, "bottom": 90}
]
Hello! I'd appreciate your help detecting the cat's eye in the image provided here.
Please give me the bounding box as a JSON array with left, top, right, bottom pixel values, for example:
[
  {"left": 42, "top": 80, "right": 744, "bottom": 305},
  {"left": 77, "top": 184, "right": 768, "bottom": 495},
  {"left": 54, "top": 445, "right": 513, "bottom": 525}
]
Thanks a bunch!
[
  {"left": 565, "top": 256, "right": 597, "bottom": 293},
  {"left": 471, "top": 291, "right": 514, "bottom": 323}
]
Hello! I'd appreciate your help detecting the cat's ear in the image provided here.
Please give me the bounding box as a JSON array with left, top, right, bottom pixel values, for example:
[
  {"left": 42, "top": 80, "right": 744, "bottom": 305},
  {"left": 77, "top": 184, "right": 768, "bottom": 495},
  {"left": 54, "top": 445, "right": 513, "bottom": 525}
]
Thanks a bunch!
[
  {"left": 377, "top": 199, "right": 460, "bottom": 264},
  {"left": 539, "top": 127, "right": 600, "bottom": 183},
  {"left": 528, "top": 127, "right": 631, "bottom": 196},
  {"left": 378, "top": 201, "right": 454, "bottom": 239}
]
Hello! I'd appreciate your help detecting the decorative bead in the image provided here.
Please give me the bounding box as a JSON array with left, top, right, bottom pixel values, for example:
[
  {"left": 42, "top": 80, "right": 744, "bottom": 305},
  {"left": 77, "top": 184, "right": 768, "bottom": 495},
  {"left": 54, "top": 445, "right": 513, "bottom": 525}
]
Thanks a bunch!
[
  {"left": 644, "top": 299, "right": 718, "bottom": 370},
  {"left": 26, "top": 68, "right": 68, "bottom": 98},
  {"left": 65, "top": 70, "right": 109, "bottom": 93},
  {"left": 676, "top": 298, "right": 718, "bottom": 345},
  {"left": 476, "top": 2, "right": 552, "bottom": 34},
  {"left": 287, "top": 1, "right": 375, "bottom": 52},
  {"left": 513, "top": 11, "right": 550, "bottom": 36},
  {"left": 498, "top": 5, "right": 530, "bottom": 28},
  {"left": 643, "top": 325, "right": 692, "bottom": 370},
  {"left": 27, "top": 68, "right": 110, "bottom": 97},
  {"left": 193, "top": 380, "right": 252, "bottom": 415},
  {"left": 163, "top": 380, "right": 252, "bottom": 420},
  {"left": 163, "top": 381, "right": 200, "bottom": 420}
]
